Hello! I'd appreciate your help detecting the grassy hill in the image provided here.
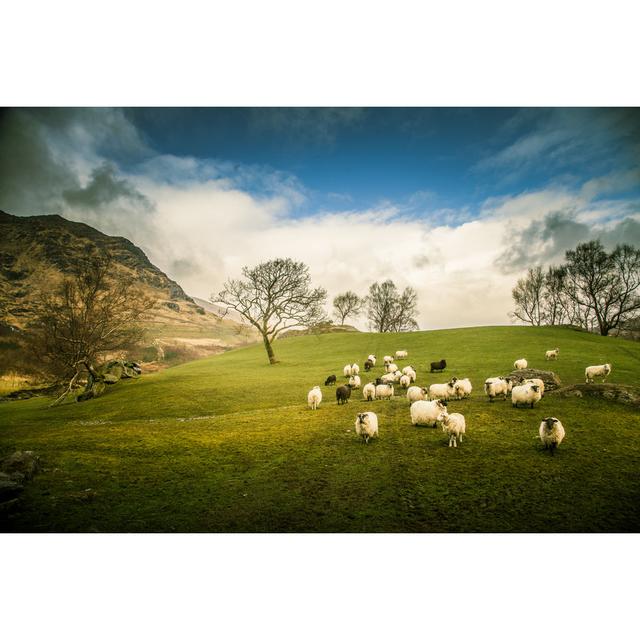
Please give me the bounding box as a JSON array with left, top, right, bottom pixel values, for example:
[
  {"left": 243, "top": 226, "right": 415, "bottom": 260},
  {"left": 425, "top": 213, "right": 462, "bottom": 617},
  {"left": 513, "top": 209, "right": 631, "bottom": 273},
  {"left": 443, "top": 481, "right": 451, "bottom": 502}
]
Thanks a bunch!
[{"left": 1, "top": 325, "right": 639, "bottom": 532}]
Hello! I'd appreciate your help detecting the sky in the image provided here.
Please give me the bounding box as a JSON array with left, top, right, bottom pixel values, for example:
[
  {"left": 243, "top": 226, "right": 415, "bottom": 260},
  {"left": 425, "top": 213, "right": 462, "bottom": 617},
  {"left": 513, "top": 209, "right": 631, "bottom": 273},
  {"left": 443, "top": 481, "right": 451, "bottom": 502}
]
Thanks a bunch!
[{"left": 0, "top": 107, "right": 639, "bottom": 329}]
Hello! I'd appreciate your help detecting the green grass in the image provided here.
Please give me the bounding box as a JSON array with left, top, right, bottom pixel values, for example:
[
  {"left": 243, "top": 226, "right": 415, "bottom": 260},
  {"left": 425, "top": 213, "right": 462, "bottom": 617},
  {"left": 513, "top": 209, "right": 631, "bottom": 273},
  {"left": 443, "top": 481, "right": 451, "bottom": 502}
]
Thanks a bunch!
[{"left": 1, "top": 325, "right": 639, "bottom": 532}]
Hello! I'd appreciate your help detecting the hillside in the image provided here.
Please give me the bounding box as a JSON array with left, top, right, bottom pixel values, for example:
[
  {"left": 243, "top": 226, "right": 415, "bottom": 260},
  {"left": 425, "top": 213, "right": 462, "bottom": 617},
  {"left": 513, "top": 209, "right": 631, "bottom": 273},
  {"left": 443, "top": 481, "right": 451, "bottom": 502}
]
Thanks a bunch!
[{"left": 1, "top": 325, "right": 639, "bottom": 532}]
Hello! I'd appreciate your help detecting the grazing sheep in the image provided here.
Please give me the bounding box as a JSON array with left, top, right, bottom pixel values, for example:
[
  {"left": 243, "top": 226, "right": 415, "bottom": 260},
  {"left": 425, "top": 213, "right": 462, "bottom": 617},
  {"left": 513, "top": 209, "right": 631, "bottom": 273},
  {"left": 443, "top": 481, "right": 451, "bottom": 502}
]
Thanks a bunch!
[
  {"left": 375, "top": 383, "right": 395, "bottom": 400},
  {"left": 385, "top": 362, "right": 399, "bottom": 373},
  {"left": 348, "top": 375, "right": 361, "bottom": 389},
  {"left": 402, "top": 365, "right": 415, "bottom": 376},
  {"left": 355, "top": 412, "right": 379, "bottom": 444},
  {"left": 324, "top": 374, "right": 337, "bottom": 386},
  {"left": 367, "top": 355, "right": 377, "bottom": 366},
  {"left": 406, "top": 386, "right": 428, "bottom": 404},
  {"left": 395, "top": 350, "right": 408, "bottom": 359},
  {"left": 383, "top": 355, "right": 394, "bottom": 364},
  {"left": 399, "top": 374, "right": 411, "bottom": 388},
  {"left": 351, "top": 363, "right": 360, "bottom": 375},
  {"left": 453, "top": 378, "right": 473, "bottom": 399},
  {"left": 539, "top": 417, "right": 565, "bottom": 454},
  {"left": 362, "top": 383, "right": 376, "bottom": 401},
  {"left": 514, "top": 358, "right": 528, "bottom": 370},
  {"left": 437, "top": 412, "right": 466, "bottom": 447},
  {"left": 307, "top": 386, "right": 322, "bottom": 410},
  {"left": 364, "top": 359, "right": 374, "bottom": 371},
  {"left": 511, "top": 383, "right": 542, "bottom": 408},
  {"left": 484, "top": 377, "right": 510, "bottom": 401},
  {"left": 343, "top": 364, "right": 353, "bottom": 377},
  {"left": 430, "top": 359, "right": 447, "bottom": 373},
  {"left": 336, "top": 385, "right": 352, "bottom": 405},
  {"left": 585, "top": 363, "right": 612, "bottom": 383},
  {"left": 545, "top": 348, "right": 559, "bottom": 361},
  {"left": 410, "top": 399, "right": 448, "bottom": 427},
  {"left": 429, "top": 379, "right": 457, "bottom": 401},
  {"left": 381, "top": 372, "right": 396, "bottom": 384}
]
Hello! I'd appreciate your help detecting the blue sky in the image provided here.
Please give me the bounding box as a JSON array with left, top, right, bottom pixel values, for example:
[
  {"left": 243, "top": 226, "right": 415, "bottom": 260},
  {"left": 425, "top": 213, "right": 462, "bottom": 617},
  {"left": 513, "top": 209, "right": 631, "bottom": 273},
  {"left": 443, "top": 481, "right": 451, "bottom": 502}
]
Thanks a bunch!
[{"left": 0, "top": 107, "right": 638, "bottom": 328}]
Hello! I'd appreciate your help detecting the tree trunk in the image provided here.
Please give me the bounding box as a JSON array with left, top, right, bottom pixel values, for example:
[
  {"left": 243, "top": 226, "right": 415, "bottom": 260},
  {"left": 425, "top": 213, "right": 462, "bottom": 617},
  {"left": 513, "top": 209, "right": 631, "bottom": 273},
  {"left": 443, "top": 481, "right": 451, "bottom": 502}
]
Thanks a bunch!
[{"left": 262, "top": 333, "right": 278, "bottom": 364}]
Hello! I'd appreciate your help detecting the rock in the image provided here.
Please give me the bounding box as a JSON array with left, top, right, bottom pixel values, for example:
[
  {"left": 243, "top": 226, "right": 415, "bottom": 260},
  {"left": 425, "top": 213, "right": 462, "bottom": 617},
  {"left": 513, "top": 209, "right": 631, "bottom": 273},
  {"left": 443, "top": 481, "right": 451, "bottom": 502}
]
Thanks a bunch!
[
  {"left": 0, "top": 479, "right": 24, "bottom": 500},
  {"left": 507, "top": 368, "right": 562, "bottom": 391},
  {"left": 553, "top": 383, "right": 640, "bottom": 407},
  {"left": 1, "top": 450, "right": 40, "bottom": 480}
]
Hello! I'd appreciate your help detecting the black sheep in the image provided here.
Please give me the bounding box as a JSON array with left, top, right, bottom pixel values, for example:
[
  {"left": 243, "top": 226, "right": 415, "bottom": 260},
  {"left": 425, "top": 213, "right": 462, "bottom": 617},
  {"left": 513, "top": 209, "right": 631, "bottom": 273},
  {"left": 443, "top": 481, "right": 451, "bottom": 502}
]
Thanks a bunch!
[
  {"left": 375, "top": 377, "right": 384, "bottom": 386},
  {"left": 336, "top": 385, "right": 352, "bottom": 405},
  {"left": 364, "top": 359, "right": 374, "bottom": 371},
  {"left": 430, "top": 359, "right": 447, "bottom": 372},
  {"left": 324, "top": 374, "right": 337, "bottom": 386}
]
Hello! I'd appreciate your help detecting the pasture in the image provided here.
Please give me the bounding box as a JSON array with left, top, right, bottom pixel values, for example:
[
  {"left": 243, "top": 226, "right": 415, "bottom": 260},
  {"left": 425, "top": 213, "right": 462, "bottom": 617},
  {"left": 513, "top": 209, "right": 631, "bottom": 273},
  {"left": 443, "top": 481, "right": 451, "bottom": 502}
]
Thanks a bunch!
[{"left": 1, "top": 325, "right": 639, "bottom": 532}]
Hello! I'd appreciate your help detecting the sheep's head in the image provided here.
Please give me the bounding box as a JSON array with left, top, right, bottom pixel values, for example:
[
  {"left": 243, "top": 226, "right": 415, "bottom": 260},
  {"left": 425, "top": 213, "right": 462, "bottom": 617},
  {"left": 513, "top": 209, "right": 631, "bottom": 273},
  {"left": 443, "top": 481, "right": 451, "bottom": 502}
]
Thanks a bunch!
[
  {"left": 421, "top": 387, "right": 428, "bottom": 395},
  {"left": 357, "top": 413, "right": 367, "bottom": 425},
  {"left": 531, "top": 384, "right": 540, "bottom": 393},
  {"left": 605, "top": 364, "right": 611, "bottom": 373},
  {"left": 544, "top": 417, "right": 557, "bottom": 429}
]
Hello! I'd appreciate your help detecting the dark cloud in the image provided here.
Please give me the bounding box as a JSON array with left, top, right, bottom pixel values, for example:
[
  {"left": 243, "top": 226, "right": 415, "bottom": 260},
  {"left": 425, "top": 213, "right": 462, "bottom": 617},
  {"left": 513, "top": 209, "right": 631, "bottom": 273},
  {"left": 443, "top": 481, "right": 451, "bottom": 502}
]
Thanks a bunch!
[{"left": 496, "top": 210, "right": 640, "bottom": 272}]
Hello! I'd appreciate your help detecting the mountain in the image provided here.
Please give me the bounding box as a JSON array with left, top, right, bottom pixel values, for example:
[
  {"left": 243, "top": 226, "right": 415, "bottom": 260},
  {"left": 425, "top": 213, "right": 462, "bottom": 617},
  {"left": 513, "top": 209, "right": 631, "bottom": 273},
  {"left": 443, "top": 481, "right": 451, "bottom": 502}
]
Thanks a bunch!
[{"left": 0, "top": 210, "right": 255, "bottom": 357}]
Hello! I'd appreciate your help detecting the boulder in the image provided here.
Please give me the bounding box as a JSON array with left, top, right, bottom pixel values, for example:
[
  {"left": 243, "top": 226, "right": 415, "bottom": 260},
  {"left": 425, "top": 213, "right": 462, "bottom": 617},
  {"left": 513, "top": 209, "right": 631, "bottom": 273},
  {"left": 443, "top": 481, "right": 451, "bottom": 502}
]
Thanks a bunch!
[
  {"left": 552, "top": 383, "right": 640, "bottom": 408},
  {"left": 1, "top": 450, "right": 40, "bottom": 480},
  {"left": 507, "top": 368, "right": 562, "bottom": 391}
]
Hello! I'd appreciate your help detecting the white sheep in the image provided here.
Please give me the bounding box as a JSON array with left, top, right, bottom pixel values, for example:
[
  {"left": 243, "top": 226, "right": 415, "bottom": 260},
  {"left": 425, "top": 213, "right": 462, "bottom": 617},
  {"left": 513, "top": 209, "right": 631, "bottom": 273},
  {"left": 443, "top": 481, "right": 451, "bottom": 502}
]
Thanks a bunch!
[
  {"left": 521, "top": 377, "right": 545, "bottom": 396},
  {"left": 514, "top": 358, "right": 528, "bottom": 370},
  {"left": 383, "top": 355, "right": 394, "bottom": 364},
  {"left": 362, "top": 383, "right": 376, "bottom": 401},
  {"left": 585, "top": 363, "right": 611, "bottom": 383},
  {"left": 343, "top": 364, "right": 353, "bottom": 377},
  {"left": 351, "top": 363, "right": 360, "bottom": 375},
  {"left": 545, "top": 348, "right": 559, "bottom": 360},
  {"left": 437, "top": 412, "right": 466, "bottom": 447},
  {"left": 385, "top": 362, "right": 399, "bottom": 373},
  {"left": 401, "top": 365, "right": 414, "bottom": 375},
  {"left": 375, "top": 383, "right": 395, "bottom": 400},
  {"left": 511, "top": 383, "right": 542, "bottom": 408},
  {"left": 484, "top": 377, "right": 510, "bottom": 401},
  {"left": 395, "top": 350, "right": 408, "bottom": 359},
  {"left": 355, "top": 412, "right": 379, "bottom": 444},
  {"left": 348, "top": 375, "right": 361, "bottom": 389},
  {"left": 393, "top": 370, "right": 403, "bottom": 381},
  {"left": 381, "top": 372, "right": 396, "bottom": 384},
  {"left": 307, "top": 386, "right": 322, "bottom": 410},
  {"left": 399, "top": 374, "right": 411, "bottom": 388},
  {"left": 367, "top": 355, "right": 377, "bottom": 366},
  {"left": 406, "top": 386, "right": 428, "bottom": 404},
  {"left": 539, "top": 417, "right": 565, "bottom": 454},
  {"left": 428, "top": 380, "right": 456, "bottom": 401},
  {"left": 410, "top": 399, "right": 448, "bottom": 427},
  {"left": 453, "top": 378, "right": 472, "bottom": 399}
]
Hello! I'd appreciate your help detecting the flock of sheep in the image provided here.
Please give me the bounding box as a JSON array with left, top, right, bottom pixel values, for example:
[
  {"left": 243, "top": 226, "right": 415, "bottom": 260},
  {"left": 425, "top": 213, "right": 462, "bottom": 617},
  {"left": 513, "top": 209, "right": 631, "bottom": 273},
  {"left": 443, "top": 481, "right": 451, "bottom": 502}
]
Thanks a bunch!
[{"left": 306, "top": 346, "right": 614, "bottom": 454}]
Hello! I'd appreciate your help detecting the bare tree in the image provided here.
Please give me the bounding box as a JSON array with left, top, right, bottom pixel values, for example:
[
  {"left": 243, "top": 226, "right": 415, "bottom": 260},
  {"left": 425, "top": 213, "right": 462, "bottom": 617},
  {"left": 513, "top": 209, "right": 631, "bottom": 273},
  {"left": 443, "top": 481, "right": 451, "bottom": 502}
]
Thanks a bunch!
[
  {"left": 213, "top": 258, "right": 327, "bottom": 364},
  {"left": 333, "top": 291, "right": 364, "bottom": 325},
  {"left": 564, "top": 240, "right": 640, "bottom": 335},
  {"left": 366, "top": 280, "right": 419, "bottom": 332},
  {"left": 510, "top": 267, "right": 546, "bottom": 326},
  {"left": 27, "top": 252, "right": 154, "bottom": 405}
]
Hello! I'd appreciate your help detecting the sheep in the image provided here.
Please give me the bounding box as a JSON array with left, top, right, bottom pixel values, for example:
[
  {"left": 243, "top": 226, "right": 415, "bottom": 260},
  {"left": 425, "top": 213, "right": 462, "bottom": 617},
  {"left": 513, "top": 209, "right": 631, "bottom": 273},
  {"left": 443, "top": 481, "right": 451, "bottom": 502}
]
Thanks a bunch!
[
  {"left": 324, "top": 374, "right": 337, "bottom": 386},
  {"left": 395, "top": 350, "right": 408, "bottom": 359},
  {"left": 362, "top": 382, "right": 376, "bottom": 401},
  {"left": 401, "top": 365, "right": 415, "bottom": 376},
  {"left": 511, "top": 383, "right": 542, "bottom": 408},
  {"left": 521, "top": 377, "right": 545, "bottom": 396},
  {"left": 539, "top": 417, "right": 565, "bottom": 454},
  {"left": 385, "top": 362, "right": 399, "bottom": 374},
  {"left": 437, "top": 412, "right": 466, "bottom": 447},
  {"left": 406, "top": 386, "right": 428, "bottom": 404},
  {"left": 343, "top": 364, "right": 353, "bottom": 377},
  {"left": 348, "top": 375, "right": 361, "bottom": 389},
  {"left": 410, "top": 399, "right": 448, "bottom": 427},
  {"left": 484, "top": 377, "right": 510, "bottom": 401},
  {"left": 585, "top": 363, "right": 611, "bottom": 383},
  {"left": 407, "top": 370, "right": 417, "bottom": 383},
  {"left": 383, "top": 355, "right": 394, "bottom": 364},
  {"left": 430, "top": 359, "right": 447, "bottom": 372},
  {"left": 375, "top": 383, "right": 394, "bottom": 400},
  {"left": 364, "top": 359, "right": 374, "bottom": 371},
  {"left": 393, "top": 370, "right": 403, "bottom": 381},
  {"left": 381, "top": 372, "right": 396, "bottom": 384},
  {"left": 375, "top": 377, "right": 384, "bottom": 386},
  {"left": 351, "top": 363, "right": 360, "bottom": 375},
  {"left": 399, "top": 374, "right": 411, "bottom": 388},
  {"left": 428, "top": 379, "right": 457, "bottom": 401},
  {"left": 453, "top": 378, "right": 472, "bottom": 399},
  {"left": 307, "top": 386, "right": 322, "bottom": 410},
  {"left": 355, "top": 412, "right": 379, "bottom": 444},
  {"left": 336, "top": 385, "right": 352, "bottom": 405},
  {"left": 514, "top": 358, "right": 528, "bottom": 370},
  {"left": 367, "top": 355, "right": 377, "bottom": 366},
  {"left": 545, "top": 348, "right": 559, "bottom": 361}
]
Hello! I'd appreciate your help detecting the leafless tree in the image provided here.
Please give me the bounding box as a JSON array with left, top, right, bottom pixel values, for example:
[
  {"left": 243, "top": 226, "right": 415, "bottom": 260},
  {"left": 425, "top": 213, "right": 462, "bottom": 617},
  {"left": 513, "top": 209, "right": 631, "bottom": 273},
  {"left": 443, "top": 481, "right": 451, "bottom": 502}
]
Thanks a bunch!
[
  {"left": 333, "top": 291, "right": 364, "bottom": 325},
  {"left": 27, "top": 252, "right": 154, "bottom": 406},
  {"left": 509, "top": 267, "right": 546, "bottom": 326},
  {"left": 366, "top": 280, "right": 419, "bottom": 332},
  {"left": 213, "top": 258, "right": 327, "bottom": 364}
]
